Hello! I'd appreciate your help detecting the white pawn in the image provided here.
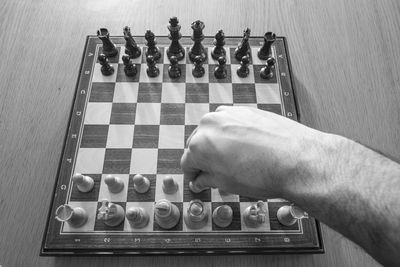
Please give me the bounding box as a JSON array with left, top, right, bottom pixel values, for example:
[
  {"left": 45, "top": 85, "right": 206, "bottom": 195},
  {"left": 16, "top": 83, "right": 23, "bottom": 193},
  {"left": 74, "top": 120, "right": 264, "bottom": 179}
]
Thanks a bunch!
[
  {"left": 126, "top": 207, "right": 149, "bottom": 228},
  {"left": 55, "top": 204, "right": 88, "bottom": 228},
  {"left": 212, "top": 205, "right": 233, "bottom": 228},
  {"left": 72, "top": 173, "right": 94, "bottom": 193},
  {"left": 104, "top": 175, "right": 124, "bottom": 193},
  {"left": 277, "top": 205, "right": 306, "bottom": 226},
  {"left": 184, "top": 199, "right": 208, "bottom": 229},
  {"left": 132, "top": 174, "right": 150, "bottom": 193},
  {"left": 162, "top": 175, "right": 178, "bottom": 194},
  {"left": 97, "top": 199, "right": 125, "bottom": 227},
  {"left": 154, "top": 199, "right": 180, "bottom": 229},
  {"left": 243, "top": 201, "right": 268, "bottom": 228}
]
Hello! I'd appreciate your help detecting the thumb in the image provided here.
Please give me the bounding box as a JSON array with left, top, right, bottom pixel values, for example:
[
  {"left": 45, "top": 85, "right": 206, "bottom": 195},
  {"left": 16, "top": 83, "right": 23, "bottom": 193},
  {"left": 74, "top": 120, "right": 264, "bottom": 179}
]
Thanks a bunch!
[{"left": 191, "top": 171, "right": 217, "bottom": 191}]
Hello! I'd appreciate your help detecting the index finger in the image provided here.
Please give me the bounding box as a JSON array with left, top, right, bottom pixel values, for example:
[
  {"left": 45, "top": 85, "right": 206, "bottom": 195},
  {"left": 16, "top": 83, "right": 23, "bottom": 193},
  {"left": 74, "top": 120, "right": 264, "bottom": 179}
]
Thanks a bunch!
[{"left": 180, "top": 149, "right": 200, "bottom": 181}]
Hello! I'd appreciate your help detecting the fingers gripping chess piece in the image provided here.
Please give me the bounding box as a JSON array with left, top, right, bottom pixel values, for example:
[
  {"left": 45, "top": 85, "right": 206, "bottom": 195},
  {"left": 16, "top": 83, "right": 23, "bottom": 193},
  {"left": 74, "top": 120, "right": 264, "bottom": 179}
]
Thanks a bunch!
[
  {"left": 154, "top": 199, "right": 180, "bottom": 229},
  {"left": 243, "top": 201, "right": 268, "bottom": 228},
  {"left": 277, "top": 205, "right": 306, "bottom": 226},
  {"left": 184, "top": 199, "right": 208, "bottom": 229},
  {"left": 72, "top": 173, "right": 94, "bottom": 193},
  {"left": 55, "top": 204, "right": 88, "bottom": 228},
  {"left": 126, "top": 207, "right": 150, "bottom": 228},
  {"left": 104, "top": 175, "right": 124, "bottom": 193},
  {"left": 98, "top": 53, "right": 114, "bottom": 76},
  {"left": 212, "top": 204, "right": 233, "bottom": 228},
  {"left": 97, "top": 200, "right": 125, "bottom": 227},
  {"left": 132, "top": 174, "right": 150, "bottom": 193}
]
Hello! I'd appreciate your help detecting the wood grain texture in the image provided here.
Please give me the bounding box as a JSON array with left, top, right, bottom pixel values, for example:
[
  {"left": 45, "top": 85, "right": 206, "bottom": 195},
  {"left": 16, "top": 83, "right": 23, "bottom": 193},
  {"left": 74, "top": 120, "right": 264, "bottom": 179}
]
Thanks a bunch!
[{"left": 1, "top": 0, "right": 399, "bottom": 266}]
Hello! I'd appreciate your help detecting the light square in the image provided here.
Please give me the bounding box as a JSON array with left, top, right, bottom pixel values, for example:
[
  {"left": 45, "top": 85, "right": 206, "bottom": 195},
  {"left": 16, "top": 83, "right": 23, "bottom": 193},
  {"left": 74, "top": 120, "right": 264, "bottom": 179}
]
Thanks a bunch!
[
  {"left": 130, "top": 149, "right": 158, "bottom": 174},
  {"left": 255, "top": 84, "right": 282, "bottom": 104},
  {"left": 209, "top": 83, "right": 233, "bottom": 103},
  {"left": 161, "top": 83, "right": 186, "bottom": 103},
  {"left": 135, "top": 103, "right": 161, "bottom": 125},
  {"left": 106, "top": 125, "right": 134, "bottom": 148},
  {"left": 98, "top": 174, "right": 129, "bottom": 202},
  {"left": 113, "top": 83, "right": 139, "bottom": 103},
  {"left": 185, "top": 103, "right": 210, "bottom": 125},
  {"left": 62, "top": 201, "right": 98, "bottom": 232},
  {"left": 155, "top": 174, "right": 184, "bottom": 202},
  {"left": 231, "top": 64, "right": 255, "bottom": 84},
  {"left": 84, "top": 103, "right": 112, "bottom": 124},
  {"left": 251, "top": 47, "right": 266, "bottom": 65},
  {"left": 139, "top": 64, "right": 164, "bottom": 83},
  {"left": 92, "top": 63, "right": 117, "bottom": 83},
  {"left": 207, "top": 48, "right": 231, "bottom": 64},
  {"left": 233, "top": 103, "right": 258, "bottom": 109},
  {"left": 124, "top": 202, "right": 154, "bottom": 232},
  {"left": 182, "top": 201, "right": 212, "bottom": 232},
  {"left": 211, "top": 188, "right": 239, "bottom": 202},
  {"left": 119, "top": 46, "right": 143, "bottom": 64},
  {"left": 158, "top": 125, "right": 185, "bottom": 149},
  {"left": 185, "top": 64, "right": 209, "bottom": 83},
  {"left": 240, "top": 201, "right": 271, "bottom": 232},
  {"left": 74, "top": 148, "right": 105, "bottom": 174}
]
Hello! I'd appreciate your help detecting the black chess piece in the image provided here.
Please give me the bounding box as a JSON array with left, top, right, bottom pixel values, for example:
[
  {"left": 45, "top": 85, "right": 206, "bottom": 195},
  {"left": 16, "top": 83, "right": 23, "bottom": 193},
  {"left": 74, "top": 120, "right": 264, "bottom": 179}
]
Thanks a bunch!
[
  {"left": 237, "top": 55, "right": 250, "bottom": 78},
  {"left": 123, "top": 26, "right": 141, "bottom": 59},
  {"left": 97, "top": 28, "right": 118, "bottom": 58},
  {"left": 145, "top": 30, "right": 161, "bottom": 62},
  {"left": 234, "top": 28, "right": 251, "bottom": 61},
  {"left": 258, "top": 32, "right": 276, "bottom": 60},
  {"left": 167, "top": 17, "right": 185, "bottom": 61},
  {"left": 260, "top": 57, "right": 276, "bottom": 79},
  {"left": 188, "top": 20, "right": 207, "bottom": 63},
  {"left": 98, "top": 53, "right": 114, "bottom": 76},
  {"left": 122, "top": 55, "right": 137, "bottom": 77},
  {"left": 146, "top": 55, "right": 159, "bottom": 77},
  {"left": 211, "top": 29, "right": 226, "bottom": 60},
  {"left": 168, "top": 56, "right": 181, "bottom": 78},
  {"left": 214, "top": 56, "right": 227, "bottom": 79},
  {"left": 192, "top": 55, "right": 205, "bottom": 78}
]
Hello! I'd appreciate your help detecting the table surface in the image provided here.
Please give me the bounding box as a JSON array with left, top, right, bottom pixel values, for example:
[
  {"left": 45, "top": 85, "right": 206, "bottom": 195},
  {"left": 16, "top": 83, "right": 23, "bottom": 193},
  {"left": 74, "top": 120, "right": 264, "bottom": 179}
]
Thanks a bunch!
[{"left": 1, "top": 0, "right": 399, "bottom": 266}]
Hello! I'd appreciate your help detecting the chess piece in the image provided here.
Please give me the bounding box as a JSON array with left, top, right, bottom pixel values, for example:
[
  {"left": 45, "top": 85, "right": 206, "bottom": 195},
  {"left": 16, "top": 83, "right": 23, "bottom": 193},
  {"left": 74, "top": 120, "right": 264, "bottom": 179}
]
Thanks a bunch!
[
  {"left": 146, "top": 55, "right": 160, "bottom": 77},
  {"left": 126, "top": 207, "right": 149, "bottom": 228},
  {"left": 214, "top": 56, "right": 227, "bottom": 79},
  {"left": 167, "top": 17, "right": 185, "bottom": 61},
  {"left": 154, "top": 199, "right": 180, "bottom": 229},
  {"left": 72, "top": 173, "right": 94, "bottom": 193},
  {"left": 211, "top": 29, "right": 226, "bottom": 60},
  {"left": 192, "top": 55, "right": 205, "bottom": 78},
  {"left": 122, "top": 55, "right": 137, "bottom": 77},
  {"left": 260, "top": 57, "right": 276, "bottom": 79},
  {"left": 243, "top": 201, "right": 268, "bottom": 228},
  {"left": 97, "top": 28, "right": 118, "bottom": 57},
  {"left": 258, "top": 32, "right": 276, "bottom": 60},
  {"left": 145, "top": 30, "right": 161, "bottom": 62},
  {"left": 188, "top": 20, "right": 207, "bottom": 63},
  {"left": 162, "top": 175, "right": 178, "bottom": 194},
  {"left": 168, "top": 55, "right": 181, "bottom": 78},
  {"left": 132, "top": 174, "right": 150, "bottom": 193},
  {"left": 97, "top": 200, "right": 125, "bottom": 227},
  {"left": 212, "top": 204, "right": 233, "bottom": 228},
  {"left": 189, "top": 181, "right": 207, "bottom": 193},
  {"left": 104, "top": 175, "right": 124, "bottom": 193},
  {"left": 123, "top": 26, "right": 141, "bottom": 59},
  {"left": 234, "top": 28, "right": 251, "bottom": 61},
  {"left": 98, "top": 53, "right": 114, "bottom": 76},
  {"left": 184, "top": 199, "right": 208, "bottom": 229},
  {"left": 277, "top": 205, "right": 306, "bottom": 226},
  {"left": 237, "top": 55, "right": 250, "bottom": 78},
  {"left": 55, "top": 204, "right": 88, "bottom": 228}
]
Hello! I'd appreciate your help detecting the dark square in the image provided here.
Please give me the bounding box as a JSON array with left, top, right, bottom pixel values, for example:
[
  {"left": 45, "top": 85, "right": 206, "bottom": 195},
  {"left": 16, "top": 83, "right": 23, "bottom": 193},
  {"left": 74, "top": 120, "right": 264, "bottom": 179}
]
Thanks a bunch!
[
  {"left": 268, "top": 202, "right": 300, "bottom": 231},
  {"left": 184, "top": 125, "right": 197, "bottom": 146},
  {"left": 138, "top": 83, "right": 162, "bottom": 103},
  {"left": 103, "top": 149, "right": 132, "bottom": 174},
  {"left": 209, "top": 103, "right": 233, "bottom": 112},
  {"left": 153, "top": 202, "right": 183, "bottom": 231},
  {"left": 97, "top": 47, "right": 121, "bottom": 63},
  {"left": 183, "top": 178, "right": 211, "bottom": 202},
  {"left": 162, "top": 64, "right": 186, "bottom": 83},
  {"left": 89, "top": 83, "right": 115, "bottom": 102},
  {"left": 186, "top": 47, "right": 208, "bottom": 64},
  {"left": 185, "top": 83, "right": 209, "bottom": 103},
  {"left": 70, "top": 174, "right": 101, "bottom": 201},
  {"left": 132, "top": 125, "right": 159, "bottom": 148},
  {"left": 110, "top": 103, "right": 136, "bottom": 124},
  {"left": 141, "top": 47, "right": 164, "bottom": 64},
  {"left": 127, "top": 174, "right": 156, "bottom": 202},
  {"left": 229, "top": 47, "right": 253, "bottom": 65},
  {"left": 257, "top": 104, "right": 282, "bottom": 115},
  {"left": 80, "top": 125, "right": 109, "bottom": 148},
  {"left": 157, "top": 149, "right": 184, "bottom": 174},
  {"left": 211, "top": 202, "right": 241, "bottom": 231},
  {"left": 116, "top": 63, "right": 141, "bottom": 82},
  {"left": 232, "top": 84, "right": 256, "bottom": 103},
  {"left": 94, "top": 201, "right": 126, "bottom": 231},
  {"left": 160, "top": 103, "right": 185, "bottom": 125},
  {"left": 208, "top": 64, "right": 232, "bottom": 83},
  {"left": 253, "top": 65, "right": 278, "bottom": 83}
]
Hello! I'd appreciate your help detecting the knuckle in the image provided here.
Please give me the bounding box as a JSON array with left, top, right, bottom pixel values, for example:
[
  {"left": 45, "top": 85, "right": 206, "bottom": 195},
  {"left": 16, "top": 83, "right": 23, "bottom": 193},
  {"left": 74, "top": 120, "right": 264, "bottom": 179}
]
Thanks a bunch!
[{"left": 199, "top": 112, "right": 217, "bottom": 125}]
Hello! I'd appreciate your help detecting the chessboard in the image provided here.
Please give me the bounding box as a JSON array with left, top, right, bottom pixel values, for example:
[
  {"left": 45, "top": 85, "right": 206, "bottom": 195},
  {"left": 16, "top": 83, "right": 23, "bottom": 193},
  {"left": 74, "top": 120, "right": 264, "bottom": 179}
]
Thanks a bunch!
[{"left": 41, "top": 23, "right": 323, "bottom": 255}]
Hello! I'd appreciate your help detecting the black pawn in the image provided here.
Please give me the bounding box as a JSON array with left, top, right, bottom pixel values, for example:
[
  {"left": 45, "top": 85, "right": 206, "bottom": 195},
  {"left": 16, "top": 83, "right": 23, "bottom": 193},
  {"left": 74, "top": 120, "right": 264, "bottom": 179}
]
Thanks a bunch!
[
  {"left": 234, "top": 28, "right": 251, "bottom": 61},
  {"left": 258, "top": 32, "right": 276, "bottom": 60},
  {"left": 192, "top": 55, "right": 205, "bottom": 78},
  {"left": 168, "top": 56, "right": 181, "bottom": 78},
  {"left": 214, "top": 56, "right": 227, "bottom": 79},
  {"left": 188, "top": 20, "right": 207, "bottom": 63},
  {"left": 98, "top": 53, "right": 114, "bottom": 76},
  {"left": 237, "top": 55, "right": 250, "bottom": 78},
  {"left": 146, "top": 55, "right": 159, "bottom": 77},
  {"left": 260, "top": 57, "right": 276, "bottom": 79},
  {"left": 167, "top": 17, "right": 185, "bottom": 61},
  {"left": 122, "top": 55, "right": 137, "bottom": 77},
  {"left": 97, "top": 28, "right": 118, "bottom": 58},
  {"left": 145, "top": 30, "right": 161, "bottom": 62},
  {"left": 123, "top": 26, "right": 141, "bottom": 59},
  {"left": 211, "top": 29, "right": 226, "bottom": 60}
]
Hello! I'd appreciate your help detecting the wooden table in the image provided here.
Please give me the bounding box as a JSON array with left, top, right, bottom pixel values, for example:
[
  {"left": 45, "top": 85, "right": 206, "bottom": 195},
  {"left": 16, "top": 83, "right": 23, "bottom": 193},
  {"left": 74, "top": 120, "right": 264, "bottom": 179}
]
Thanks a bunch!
[{"left": 1, "top": 0, "right": 399, "bottom": 266}]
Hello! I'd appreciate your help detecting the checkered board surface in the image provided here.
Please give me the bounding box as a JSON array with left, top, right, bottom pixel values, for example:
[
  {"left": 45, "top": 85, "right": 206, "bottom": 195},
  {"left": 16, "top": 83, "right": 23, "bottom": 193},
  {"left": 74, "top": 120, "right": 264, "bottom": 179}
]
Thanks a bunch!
[{"left": 42, "top": 36, "right": 323, "bottom": 255}]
